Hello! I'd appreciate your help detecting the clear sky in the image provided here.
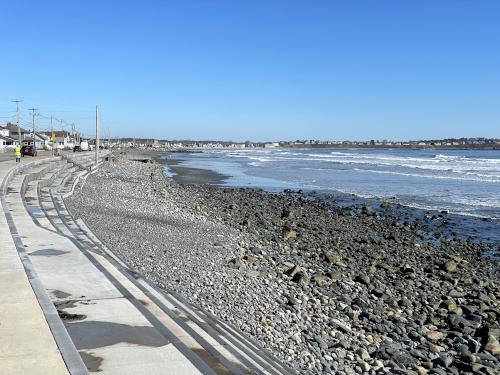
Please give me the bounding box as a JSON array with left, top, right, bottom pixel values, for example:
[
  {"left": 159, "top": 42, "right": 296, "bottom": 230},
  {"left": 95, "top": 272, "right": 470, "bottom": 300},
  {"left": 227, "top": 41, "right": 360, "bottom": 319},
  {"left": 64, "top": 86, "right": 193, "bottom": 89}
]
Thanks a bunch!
[{"left": 0, "top": 1, "right": 499, "bottom": 141}]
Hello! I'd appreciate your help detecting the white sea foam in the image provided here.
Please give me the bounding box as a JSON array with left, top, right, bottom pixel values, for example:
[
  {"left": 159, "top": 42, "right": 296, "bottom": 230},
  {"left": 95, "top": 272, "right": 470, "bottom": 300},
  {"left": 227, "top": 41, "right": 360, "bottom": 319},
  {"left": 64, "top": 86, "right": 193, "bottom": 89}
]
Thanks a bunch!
[
  {"left": 352, "top": 168, "right": 500, "bottom": 183},
  {"left": 196, "top": 149, "right": 500, "bottom": 218},
  {"left": 219, "top": 149, "right": 500, "bottom": 181}
]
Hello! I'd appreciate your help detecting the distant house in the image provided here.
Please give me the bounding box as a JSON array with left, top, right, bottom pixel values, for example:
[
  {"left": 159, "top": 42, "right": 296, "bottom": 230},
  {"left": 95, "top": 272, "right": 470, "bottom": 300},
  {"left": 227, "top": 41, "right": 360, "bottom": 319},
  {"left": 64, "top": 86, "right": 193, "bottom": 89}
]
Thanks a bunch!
[
  {"left": 0, "top": 134, "right": 19, "bottom": 150},
  {"left": 41, "top": 131, "right": 75, "bottom": 149},
  {"left": 23, "top": 132, "right": 49, "bottom": 149},
  {"left": 0, "top": 123, "right": 29, "bottom": 140},
  {"left": 0, "top": 123, "right": 49, "bottom": 149},
  {"left": 0, "top": 135, "right": 7, "bottom": 150},
  {"left": 264, "top": 142, "right": 280, "bottom": 148}
]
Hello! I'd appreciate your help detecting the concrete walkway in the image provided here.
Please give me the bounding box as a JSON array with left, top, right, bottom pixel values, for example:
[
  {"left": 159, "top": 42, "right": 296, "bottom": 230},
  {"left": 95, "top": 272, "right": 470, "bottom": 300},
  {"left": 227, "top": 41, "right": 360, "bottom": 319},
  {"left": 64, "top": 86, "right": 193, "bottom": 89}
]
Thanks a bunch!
[
  {"left": 0, "top": 156, "right": 69, "bottom": 375},
  {"left": 0, "top": 154, "right": 292, "bottom": 374}
]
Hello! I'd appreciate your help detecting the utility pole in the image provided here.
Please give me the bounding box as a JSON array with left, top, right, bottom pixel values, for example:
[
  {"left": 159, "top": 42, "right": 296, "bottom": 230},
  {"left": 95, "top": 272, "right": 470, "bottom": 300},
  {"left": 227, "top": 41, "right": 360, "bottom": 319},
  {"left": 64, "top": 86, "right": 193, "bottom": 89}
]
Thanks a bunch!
[
  {"left": 95, "top": 105, "right": 99, "bottom": 165},
  {"left": 107, "top": 125, "right": 110, "bottom": 149},
  {"left": 29, "top": 108, "right": 37, "bottom": 149},
  {"left": 12, "top": 100, "right": 22, "bottom": 146},
  {"left": 61, "top": 119, "right": 64, "bottom": 151},
  {"left": 71, "top": 123, "right": 76, "bottom": 145},
  {"left": 50, "top": 116, "right": 53, "bottom": 156}
]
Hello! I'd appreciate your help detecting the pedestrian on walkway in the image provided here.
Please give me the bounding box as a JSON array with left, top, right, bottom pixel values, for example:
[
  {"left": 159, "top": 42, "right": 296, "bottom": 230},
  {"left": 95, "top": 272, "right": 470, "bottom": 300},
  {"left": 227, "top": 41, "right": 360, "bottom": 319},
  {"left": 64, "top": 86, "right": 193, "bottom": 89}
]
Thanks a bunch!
[{"left": 15, "top": 145, "right": 21, "bottom": 163}]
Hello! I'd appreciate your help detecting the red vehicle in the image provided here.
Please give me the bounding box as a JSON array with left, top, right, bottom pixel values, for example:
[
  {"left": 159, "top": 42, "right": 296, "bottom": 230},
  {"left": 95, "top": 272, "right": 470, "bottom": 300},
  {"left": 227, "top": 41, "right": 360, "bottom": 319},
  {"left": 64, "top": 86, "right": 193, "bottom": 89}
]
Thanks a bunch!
[{"left": 21, "top": 145, "right": 37, "bottom": 157}]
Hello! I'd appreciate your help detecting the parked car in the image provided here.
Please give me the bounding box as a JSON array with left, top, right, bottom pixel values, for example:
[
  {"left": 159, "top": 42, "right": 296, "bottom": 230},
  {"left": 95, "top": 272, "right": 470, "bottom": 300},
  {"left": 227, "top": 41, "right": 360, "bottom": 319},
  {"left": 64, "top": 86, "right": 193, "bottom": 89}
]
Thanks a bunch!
[
  {"left": 80, "top": 140, "right": 90, "bottom": 151},
  {"left": 73, "top": 141, "right": 90, "bottom": 152},
  {"left": 21, "top": 146, "right": 37, "bottom": 157}
]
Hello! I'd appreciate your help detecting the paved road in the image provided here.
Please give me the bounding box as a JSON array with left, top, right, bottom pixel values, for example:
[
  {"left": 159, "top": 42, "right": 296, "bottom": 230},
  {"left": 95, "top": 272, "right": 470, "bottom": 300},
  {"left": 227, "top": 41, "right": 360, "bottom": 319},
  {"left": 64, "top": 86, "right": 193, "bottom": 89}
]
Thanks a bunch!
[
  {"left": 0, "top": 149, "right": 55, "bottom": 163},
  {"left": 0, "top": 149, "right": 95, "bottom": 163}
]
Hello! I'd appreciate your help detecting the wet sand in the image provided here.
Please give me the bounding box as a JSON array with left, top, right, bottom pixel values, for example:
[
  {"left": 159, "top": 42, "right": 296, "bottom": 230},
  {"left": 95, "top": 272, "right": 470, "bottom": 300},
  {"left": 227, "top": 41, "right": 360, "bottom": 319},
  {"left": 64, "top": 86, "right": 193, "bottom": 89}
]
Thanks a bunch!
[{"left": 158, "top": 157, "right": 228, "bottom": 186}]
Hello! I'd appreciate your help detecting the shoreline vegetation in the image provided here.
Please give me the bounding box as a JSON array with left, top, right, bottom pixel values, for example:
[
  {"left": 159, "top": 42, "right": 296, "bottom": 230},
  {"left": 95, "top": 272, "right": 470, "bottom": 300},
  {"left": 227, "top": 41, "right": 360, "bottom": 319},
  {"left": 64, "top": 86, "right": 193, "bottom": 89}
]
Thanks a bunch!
[{"left": 66, "top": 151, "right": 500, "bottom": 375}]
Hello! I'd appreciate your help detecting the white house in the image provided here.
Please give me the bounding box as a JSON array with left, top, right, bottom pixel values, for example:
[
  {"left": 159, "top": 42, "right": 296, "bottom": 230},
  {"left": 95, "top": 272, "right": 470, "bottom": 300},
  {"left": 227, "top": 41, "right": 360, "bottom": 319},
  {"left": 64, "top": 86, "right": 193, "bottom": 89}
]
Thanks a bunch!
[
  {"left": 42, "top": 131, "right": 76, "bottom": 149},
  {"left": 0, "top": 135, "right": 19, "bottom": 150},
  {"left": 264, "top": 142, "right": 280, "bottom": 148},
  {"left": 23, "top": 132, "right": 49, "bottom": 149},
  {"left": 0, "top": 123, "right": 29, "bottom": 140}
]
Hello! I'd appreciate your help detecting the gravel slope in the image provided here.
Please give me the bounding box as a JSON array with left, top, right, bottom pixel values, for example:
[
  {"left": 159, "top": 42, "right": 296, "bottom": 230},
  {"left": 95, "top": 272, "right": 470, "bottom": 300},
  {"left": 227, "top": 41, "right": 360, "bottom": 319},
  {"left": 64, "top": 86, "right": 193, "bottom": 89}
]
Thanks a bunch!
[{"left": 65, "top": 155, "right": 500, "bottom": 375}]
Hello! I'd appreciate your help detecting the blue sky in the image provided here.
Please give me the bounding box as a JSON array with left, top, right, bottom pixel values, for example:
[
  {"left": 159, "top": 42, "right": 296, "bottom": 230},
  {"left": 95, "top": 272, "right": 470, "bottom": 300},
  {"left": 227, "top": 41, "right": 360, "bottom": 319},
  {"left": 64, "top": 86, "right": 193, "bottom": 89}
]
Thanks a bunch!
[{"left": 0, "top": 1, "right": 499, "bottom": 141}]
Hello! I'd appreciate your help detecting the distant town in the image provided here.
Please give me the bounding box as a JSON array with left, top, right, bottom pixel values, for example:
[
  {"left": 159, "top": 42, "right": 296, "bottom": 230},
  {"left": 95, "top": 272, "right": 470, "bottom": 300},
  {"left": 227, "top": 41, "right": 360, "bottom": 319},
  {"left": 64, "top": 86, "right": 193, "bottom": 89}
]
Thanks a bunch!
[
  {"left": 107, "top": 137, "right": 500, "bottom": 151},
  {"left": 0, "top": 122, "right": 498, "bottom": 151}
]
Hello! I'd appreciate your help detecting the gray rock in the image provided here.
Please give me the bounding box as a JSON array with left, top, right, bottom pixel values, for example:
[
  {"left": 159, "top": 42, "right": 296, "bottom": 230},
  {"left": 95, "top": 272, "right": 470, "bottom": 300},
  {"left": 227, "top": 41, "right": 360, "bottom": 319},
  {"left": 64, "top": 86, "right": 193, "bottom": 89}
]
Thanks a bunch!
[
  {"left": 484, "top": 335, "right": 500, "bottom": 356},
  {"left": 355, "top": 348, "right": 370, "bottom": 361},
  {"left": 361, "top": 206, "right": 375, "bottom": 216},
  {"left": 324, "top": 252, "right": 341, "bottom": 264},
  {"left": 227, "top": 257, "right": 244, "bottom": 269},
  {"left": 442, "top": 260, "right": 458, "bottom": 273},
  {"left": 435, "top": 353, "right": 453, "bottom": 368},
  {"left": 313, "top": 275, "right": 331, "bottom": 287},
  {"left": 354, "top": 275, "right": 370, "bottom": 286}
]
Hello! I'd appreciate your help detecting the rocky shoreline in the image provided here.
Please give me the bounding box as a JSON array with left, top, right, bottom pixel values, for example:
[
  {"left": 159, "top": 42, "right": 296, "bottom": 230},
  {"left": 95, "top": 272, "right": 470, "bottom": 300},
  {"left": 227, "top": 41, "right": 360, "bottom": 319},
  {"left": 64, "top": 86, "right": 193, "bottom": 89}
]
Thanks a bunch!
[{"left": 66, "top": 154, "right": 500, "bottom": 375}]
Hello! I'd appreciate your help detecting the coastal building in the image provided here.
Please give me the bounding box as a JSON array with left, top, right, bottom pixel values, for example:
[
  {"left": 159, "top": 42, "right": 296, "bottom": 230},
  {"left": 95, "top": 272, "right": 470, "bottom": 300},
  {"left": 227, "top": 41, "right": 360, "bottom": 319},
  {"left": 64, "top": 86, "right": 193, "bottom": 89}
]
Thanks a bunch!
[
  {"left": 41, "top": 131, "right": 76, "bottom": 149},
  {"left": 22, "top": 132, "right": 49, "bottom": 149},
  {"left": 1, "top": 123, "right": 57, "bottom": 149},
  {"left": 0, "top": 134, "right": 19, "bottom": 149},
  {"left": 0, "top": 124, "right": 29, "bottom": 149},
  {"left": 0, "top": 123, "right": 30, "bottom": 140},
  {"left": 0, "top": 127, "right": 10, "bottom": 138},
  {"left": 264, "top": 142, "right": 280, "bottom": 148}
]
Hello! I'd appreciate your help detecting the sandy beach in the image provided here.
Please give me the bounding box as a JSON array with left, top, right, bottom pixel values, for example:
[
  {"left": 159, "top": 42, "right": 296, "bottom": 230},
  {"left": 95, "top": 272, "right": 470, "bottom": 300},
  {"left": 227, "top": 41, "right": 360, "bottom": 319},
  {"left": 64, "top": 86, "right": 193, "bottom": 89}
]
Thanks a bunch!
[{"left": 65, "top": 152, "right": 500, "bottom": 375}]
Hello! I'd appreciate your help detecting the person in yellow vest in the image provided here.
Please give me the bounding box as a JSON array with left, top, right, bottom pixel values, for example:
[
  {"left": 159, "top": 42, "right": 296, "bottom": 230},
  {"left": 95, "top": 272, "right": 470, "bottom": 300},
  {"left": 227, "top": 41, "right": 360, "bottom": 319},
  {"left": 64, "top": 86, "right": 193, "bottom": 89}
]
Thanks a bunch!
[{"left": 15, "top": 144, "right": 21, "bottom": 163}]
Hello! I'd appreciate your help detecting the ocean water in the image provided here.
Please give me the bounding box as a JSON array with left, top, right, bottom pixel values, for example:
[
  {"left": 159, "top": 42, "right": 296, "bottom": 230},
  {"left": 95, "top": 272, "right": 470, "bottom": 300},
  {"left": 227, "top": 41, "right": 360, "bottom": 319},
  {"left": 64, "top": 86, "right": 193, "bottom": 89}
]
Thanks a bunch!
[{"left": 165, "top": 148, "right": 500, "bottom": 220}]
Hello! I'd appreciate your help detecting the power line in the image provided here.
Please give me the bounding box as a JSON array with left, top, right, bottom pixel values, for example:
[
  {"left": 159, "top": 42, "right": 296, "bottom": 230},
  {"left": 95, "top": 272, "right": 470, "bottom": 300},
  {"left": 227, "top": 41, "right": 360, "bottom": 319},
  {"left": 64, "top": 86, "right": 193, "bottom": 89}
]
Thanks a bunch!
[
  {"left": 2, "top": 100, "right": 105, "bottom": 146},
  {"left": 40, "top": 110, "right": 95, "bottom": 113}
]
